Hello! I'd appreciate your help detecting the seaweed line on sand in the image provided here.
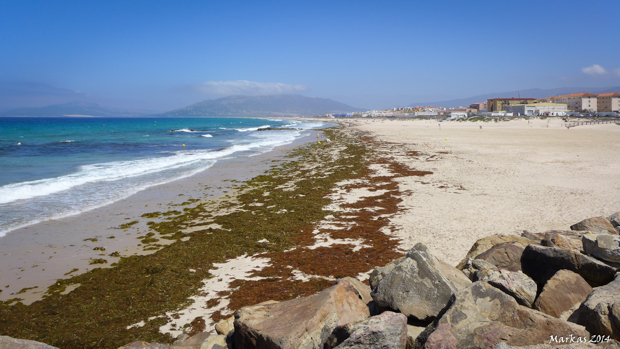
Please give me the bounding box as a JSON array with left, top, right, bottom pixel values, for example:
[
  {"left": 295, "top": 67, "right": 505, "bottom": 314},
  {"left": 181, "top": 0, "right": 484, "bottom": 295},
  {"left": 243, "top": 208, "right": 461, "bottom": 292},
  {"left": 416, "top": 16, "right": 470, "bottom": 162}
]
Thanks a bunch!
[{"left": 0, "top": 127, "right": 433, "bottom": 348}]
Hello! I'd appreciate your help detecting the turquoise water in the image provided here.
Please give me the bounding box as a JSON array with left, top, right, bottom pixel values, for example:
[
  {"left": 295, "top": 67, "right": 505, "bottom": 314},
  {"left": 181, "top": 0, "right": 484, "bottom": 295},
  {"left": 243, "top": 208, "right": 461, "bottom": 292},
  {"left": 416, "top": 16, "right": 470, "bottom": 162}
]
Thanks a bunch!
[{"left": 0, "top": 117, "right": 326, "bottom": 236}]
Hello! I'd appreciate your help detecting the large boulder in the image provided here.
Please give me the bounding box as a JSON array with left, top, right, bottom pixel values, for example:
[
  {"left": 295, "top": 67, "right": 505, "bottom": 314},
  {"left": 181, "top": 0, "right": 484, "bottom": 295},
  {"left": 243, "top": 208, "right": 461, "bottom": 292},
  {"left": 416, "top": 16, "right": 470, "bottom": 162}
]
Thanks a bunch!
[
  {"left": 570, "top": 216, "right": 617, "bottom": 235},
  {"left": 118, "top": 342, "right": 170, "bottom": 349},
  {"left": 232, "top": 279, "right": 369, "bottom": 349},
  {"left": 532, "top": 270, "right": 592, "bottom": 318},
  {"left": 473, "top": 269, "right": 537, "bottom": 307},
  {"left": 583, "top": 233, "right": 620, "bottom": 263},
  {"left": 576, "top": 273, "right": 620, "bottom": 340},
  {"left": 325, "top": 311, "right": 407, "bottom": 349},
  {"left": 521, "top": 245, "right": 616, "bottom": 289},
  {"left": 370, "top": 243, "right": 471, "bottom": 322},
  {"left": 457, "top": 235, "right": 533, "bottom": 270},
  {"left": 473, "top": 242, "right": 525, "bottom": 272},
  {"left": 421, "top": 282, "right": 588, "bottom": 349},
  {"left": 0, "top": 336, "right": 58, "bottom": 349}
]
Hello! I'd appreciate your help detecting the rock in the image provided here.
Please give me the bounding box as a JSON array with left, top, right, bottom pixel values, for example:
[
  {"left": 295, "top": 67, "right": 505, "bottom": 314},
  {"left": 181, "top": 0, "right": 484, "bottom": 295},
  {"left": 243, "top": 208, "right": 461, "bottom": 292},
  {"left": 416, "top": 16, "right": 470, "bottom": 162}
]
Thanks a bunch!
[
  {"left": 406, "top": 325, "right": 426, "bottom": 349},
  {"left": 474, "top": 242, "right": 525, "bottom": 272},
  {"left": 473, "top": 269, "right": 537, "bottom": 307},
  {"left": 521, "top": 231, "right": 543, "bottom": 244},
  {"left": 369, "top": 257, "right": 403, "bottom": 290},
  {"left": 370, "top": 243, "right": 470, "bottom": 322},
  {"left": 532, "top": 270, "right": 592, "bottom": 318},
  {"left": 170, "top": 332, "right": 226, "bottom": 349},
  {"left": 232, "top": 279, "right": 369, "bottom": 349},
  {"left": 118, "top": 341, "right": 170, "bottom": 349},
  {"left": 494, "top": 342, "right": 620, "bottom": 348},
  {"left": 456, "top": 235, "right": 533, "bottom": 270},
  {"left": 540, "top": 230, "right": 584, "bottom": 252},
  {"left": 570, "top": 216, "right": 617, "bottom": 235},
  {"left": 422, "top": 282, "right": 588, "bottom": 349},
  {"left": 339, "top": 276, "right": 383, "bottom": 315},
  {"left": 325, "top": 311, "right": 407, "bottom": 349},
  {"left": 462, "top": 258, "right": 497, "bottom": 280},
  {"left": 521, "top": 245, "right": 616, "bottom": 290},
  {"left": 200, "top": 335, "right": 228, "bottom": 349},
  {"left": 576, "top": 273, "right": 620, "bottom": 340},
  {"left": 583, "top": 233, "right": 620, "bottom": 263},
  {"left": 0, "top": 336, "right": 59, "bottom": 349},
  {"left": 215, "top": 316, "right": 235, "bottom": 336},
  {"left": 609, "top": 212, "right": 620, "bottom": 229}
]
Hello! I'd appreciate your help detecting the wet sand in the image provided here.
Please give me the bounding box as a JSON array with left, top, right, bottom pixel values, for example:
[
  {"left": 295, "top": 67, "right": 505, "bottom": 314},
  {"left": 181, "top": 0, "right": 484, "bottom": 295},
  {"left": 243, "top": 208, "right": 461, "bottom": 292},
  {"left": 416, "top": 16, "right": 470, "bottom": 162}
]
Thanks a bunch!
[{"left": 0, "top": 131, "right": 319, "bottom": 303}]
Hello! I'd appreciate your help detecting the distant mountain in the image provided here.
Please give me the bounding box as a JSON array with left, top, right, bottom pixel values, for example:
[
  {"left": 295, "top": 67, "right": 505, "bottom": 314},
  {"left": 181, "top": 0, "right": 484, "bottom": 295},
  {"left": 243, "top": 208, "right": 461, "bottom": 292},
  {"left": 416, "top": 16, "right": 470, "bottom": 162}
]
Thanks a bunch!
[
  {"left": 410, "top": 86, "right": 620, "bottom": 108},
  {"left": 0, "top": 101, "right": 145, "bottom": 117},
  {"left": 159, "top": 95, "right": 366, "bottom": 117}
]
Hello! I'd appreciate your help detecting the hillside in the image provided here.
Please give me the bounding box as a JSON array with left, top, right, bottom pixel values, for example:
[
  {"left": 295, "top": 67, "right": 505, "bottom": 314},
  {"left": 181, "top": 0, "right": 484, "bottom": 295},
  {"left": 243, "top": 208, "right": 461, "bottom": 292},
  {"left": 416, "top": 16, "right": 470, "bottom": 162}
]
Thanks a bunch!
[
  {"left": 0, "top": 101, "right": 140, "bottom": 117},
  {"left": 159, "top": 94, "right": 365, "bottom": 117}
]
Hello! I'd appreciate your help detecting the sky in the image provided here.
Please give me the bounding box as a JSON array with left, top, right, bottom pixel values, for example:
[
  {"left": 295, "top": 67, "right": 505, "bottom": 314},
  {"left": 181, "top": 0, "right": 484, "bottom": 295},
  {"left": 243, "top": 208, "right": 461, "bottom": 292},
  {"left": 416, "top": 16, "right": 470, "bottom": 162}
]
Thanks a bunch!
[{"left": 1, "top": 0, "right": 620, "bottom": 112}]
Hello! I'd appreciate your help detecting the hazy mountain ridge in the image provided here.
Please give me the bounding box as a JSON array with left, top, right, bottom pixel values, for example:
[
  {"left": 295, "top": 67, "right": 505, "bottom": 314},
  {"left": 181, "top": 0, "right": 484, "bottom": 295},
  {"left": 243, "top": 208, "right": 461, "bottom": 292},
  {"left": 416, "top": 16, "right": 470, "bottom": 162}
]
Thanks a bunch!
[
  {"left": 0, "top": 101, "right": 148, "bottom": 117},
  {"left": 159, "top": 95, "right": 366, "bottom": 117},
  {"left": 410, "top": 86, "right": 620, "bottom": 108}
]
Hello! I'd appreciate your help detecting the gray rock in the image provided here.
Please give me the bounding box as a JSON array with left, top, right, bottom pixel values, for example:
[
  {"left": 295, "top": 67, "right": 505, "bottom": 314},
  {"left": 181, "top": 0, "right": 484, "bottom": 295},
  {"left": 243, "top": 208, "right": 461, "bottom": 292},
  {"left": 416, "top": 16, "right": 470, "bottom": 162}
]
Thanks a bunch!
[
  {"left": 0, "top": 336, "right": 58, "bottom": 349},
  {"left": 232, "top": 279, "right": 369, "bottom": 349},
  {"left": 521, "top": 245, "right": 616, "bottom": 290},
  {"left": 422, "top": 282, "right": 588, "bottom": 349},
  {"left": 583, "top": 233, "right": 620, "bottom": 263},
  {"left": 473, "top": 269, "right": 537, "bottom": 307},
  {"left": 532, "top": 270, "right": 592, "bottom": 318},
  {"left": 474, "top": 242, "right": 525, "bottom": 272},
  {"left": 609, "top": 212, "right": 620, "bottom": 228},
  {"left": 370, "top": 243, "right": 470, "bottom": 321},
  {"left": 570, "top": 216, "right": 617, "bottom": 235},
  {"left": 576, "top": 273, "right": 620, "bottom": 340},
  {"left": 462, "top": 258, "right": 497, "bottom": 280},
  {"left": 326, "top": 311, "right": 407, "bottom": 349}
]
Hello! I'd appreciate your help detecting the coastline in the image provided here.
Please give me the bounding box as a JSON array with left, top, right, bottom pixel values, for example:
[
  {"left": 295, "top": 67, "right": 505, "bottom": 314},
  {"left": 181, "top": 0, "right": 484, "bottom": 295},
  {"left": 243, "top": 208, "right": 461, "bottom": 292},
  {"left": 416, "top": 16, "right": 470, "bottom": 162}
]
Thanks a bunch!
[
  {"left": 0, "top": 127, "right": 322, "bottom": 304},
  {"left": 2, "top": 117, "right": 620, "bottom": 348}
]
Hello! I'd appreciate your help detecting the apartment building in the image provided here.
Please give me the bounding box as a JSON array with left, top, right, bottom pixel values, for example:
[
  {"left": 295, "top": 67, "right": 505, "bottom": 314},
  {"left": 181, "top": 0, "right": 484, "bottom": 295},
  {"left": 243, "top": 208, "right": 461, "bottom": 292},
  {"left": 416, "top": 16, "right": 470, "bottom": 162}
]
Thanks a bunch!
[
  {"left": 486, "top": 98, "right": 535, "bottom": 112},
  {"left": 540, "top": 93, "right": 597, "bottom": 112},
  {"left": 597, "top": 92, "right": 620, "bottom": 112}
]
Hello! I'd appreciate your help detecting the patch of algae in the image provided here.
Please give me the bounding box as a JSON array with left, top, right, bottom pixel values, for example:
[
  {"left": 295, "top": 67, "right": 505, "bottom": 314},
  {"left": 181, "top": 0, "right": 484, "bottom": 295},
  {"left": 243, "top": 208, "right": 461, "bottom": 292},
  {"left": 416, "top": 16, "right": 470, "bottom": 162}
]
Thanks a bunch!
[{"left": 0, "top": 127, "right": 388, "bottom": 348}]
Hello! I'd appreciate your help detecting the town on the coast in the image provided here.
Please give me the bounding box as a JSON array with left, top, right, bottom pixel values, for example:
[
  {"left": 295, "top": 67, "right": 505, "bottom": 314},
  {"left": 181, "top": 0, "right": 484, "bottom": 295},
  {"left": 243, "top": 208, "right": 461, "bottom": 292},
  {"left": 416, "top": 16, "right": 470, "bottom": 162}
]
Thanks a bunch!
[{"left": 326, "top": 92, "right": 620, "bottom": 120}]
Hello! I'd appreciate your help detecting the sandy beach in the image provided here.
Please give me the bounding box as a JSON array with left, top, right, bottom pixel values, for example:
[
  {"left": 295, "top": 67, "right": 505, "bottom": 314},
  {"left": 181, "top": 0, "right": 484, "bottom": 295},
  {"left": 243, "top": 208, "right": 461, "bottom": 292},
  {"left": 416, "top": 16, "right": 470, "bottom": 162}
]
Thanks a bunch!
[{"left": 355, "top": 117, "right": 620, "bottom": 265}]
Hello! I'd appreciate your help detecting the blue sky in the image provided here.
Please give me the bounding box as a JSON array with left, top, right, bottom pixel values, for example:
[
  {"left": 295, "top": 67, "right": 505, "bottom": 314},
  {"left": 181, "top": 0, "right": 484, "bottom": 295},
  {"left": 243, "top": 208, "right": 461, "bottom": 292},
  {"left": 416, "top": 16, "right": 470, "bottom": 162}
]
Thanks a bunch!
[{"left": 1, "top": 0, "right": 620, "bottom": 112}]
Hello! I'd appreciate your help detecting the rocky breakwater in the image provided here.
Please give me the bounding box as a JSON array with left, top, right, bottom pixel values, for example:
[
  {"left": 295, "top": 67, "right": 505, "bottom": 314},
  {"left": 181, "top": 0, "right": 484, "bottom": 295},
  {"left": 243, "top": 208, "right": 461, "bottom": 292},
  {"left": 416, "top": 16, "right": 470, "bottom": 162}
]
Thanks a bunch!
[{"left": 6, "top": 212, "right": 620, "bottom": 349}]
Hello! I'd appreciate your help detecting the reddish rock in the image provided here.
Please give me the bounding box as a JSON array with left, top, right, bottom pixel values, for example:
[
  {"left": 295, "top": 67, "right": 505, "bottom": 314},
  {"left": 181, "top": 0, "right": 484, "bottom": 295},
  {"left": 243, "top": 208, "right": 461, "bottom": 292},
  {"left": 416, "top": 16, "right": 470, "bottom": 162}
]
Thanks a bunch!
[
  {"left": 232, "top": 279, "right": 369, "bottom": 349},
  {"left": 456, "top": 235, "right": 533, "bottom": 270},
  {"left": 571, "top": 216, "right": 617, "bottom": 235},
  {"left": 533, "top": 270, "right": 592, "bottom": 318},
  {"left": 474, "top": 242, "right": 525, "bottom": 272}
]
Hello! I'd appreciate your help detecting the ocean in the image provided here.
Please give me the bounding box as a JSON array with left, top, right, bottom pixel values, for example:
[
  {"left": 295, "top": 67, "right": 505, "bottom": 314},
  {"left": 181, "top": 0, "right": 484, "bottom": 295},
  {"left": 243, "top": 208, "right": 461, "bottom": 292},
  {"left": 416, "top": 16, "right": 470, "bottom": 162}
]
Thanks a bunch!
[{"left": 0, "top": 117, "right": 327, "bottom": 237}]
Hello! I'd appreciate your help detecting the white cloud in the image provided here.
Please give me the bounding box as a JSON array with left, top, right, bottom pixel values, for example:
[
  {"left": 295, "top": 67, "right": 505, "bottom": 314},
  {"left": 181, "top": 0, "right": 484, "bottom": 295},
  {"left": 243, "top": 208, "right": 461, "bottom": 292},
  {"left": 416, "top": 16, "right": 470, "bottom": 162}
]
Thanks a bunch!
[
  {"left": 582, "top": 64, "right": 608, "bottom": 76},
  {"left": 192, "top": 80, "right": 307, "bottom": 96}
]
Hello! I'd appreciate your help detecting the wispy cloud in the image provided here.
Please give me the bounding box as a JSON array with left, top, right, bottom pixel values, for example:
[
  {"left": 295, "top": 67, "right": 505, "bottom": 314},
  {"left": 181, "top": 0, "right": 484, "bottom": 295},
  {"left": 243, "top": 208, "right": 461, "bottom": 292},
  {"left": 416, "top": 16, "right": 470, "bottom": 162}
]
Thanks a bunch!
[
  {"left": 582, "top": 64, "right": 608, "bottom": 76},
  {"left": 581, "top": 64, "right": 620, "bottom": 78},
  {"left": 182, "top": 80, "right": 307, "bottom": 97}
]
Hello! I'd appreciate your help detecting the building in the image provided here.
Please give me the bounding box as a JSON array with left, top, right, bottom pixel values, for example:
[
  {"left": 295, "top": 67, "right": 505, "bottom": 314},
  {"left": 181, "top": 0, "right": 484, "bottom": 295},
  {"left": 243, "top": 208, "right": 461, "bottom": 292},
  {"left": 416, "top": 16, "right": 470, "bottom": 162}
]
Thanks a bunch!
[
  {"left": 540, "top": 93, "right": 597, "bottom": 112},
  {"left": 504, "top": 103, "right": 567, "bottom": 116},
  {"left": 469, "top": 102, "right": 487, "bottom": 111},
  {"left": 597, "top": 92, "right": 620, "bottom": 113},
  {"left": 486, "top": 98, "right": 536, "bottom": 112}
]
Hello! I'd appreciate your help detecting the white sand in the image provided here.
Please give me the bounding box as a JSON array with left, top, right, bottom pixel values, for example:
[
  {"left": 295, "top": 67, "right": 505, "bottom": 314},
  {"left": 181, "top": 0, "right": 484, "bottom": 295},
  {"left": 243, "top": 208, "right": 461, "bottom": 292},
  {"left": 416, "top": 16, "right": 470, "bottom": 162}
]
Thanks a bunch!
[{"left": 355, "top": 118, "right": 620, "bottom": 266}]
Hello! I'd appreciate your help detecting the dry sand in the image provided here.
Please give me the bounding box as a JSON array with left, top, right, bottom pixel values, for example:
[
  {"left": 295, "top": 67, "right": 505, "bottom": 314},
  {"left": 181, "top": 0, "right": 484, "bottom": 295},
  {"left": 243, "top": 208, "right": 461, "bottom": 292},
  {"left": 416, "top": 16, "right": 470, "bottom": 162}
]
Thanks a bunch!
[{"left": 354, "top": 117, "right": 620, "bottom": 266}]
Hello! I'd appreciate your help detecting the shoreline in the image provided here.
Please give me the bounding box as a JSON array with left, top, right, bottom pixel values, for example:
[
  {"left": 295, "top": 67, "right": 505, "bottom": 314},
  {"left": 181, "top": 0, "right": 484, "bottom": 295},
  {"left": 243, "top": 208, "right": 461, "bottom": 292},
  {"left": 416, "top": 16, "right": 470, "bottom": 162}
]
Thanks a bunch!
[
  {"left": 2, "top": 118, "right": 620, "bottom": 347},
  {"left": 0, "top": 127, "right": 323, "bottom": 304}
]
